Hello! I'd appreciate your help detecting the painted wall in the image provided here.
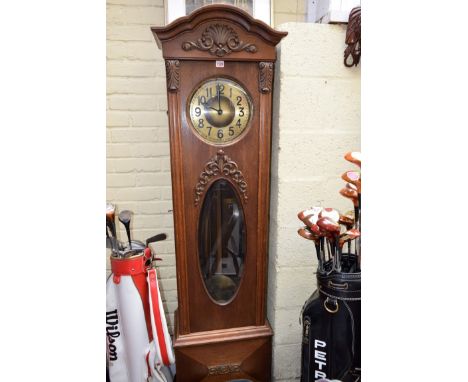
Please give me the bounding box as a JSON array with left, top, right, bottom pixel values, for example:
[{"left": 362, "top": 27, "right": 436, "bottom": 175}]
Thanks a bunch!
[
  {"left": 268, "top": 22, "right": 360, "bottom": 381},
  {"left": 273, "top": 0, "right": 307, "bottom": 26},
  {"left": 106, "top": 0, "right": 177, "bottom": 332}
]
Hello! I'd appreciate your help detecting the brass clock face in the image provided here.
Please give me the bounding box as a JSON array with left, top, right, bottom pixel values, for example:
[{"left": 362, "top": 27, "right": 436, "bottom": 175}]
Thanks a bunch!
[{"left": 188, "top": 78, "right": 252, "bottom": 145}]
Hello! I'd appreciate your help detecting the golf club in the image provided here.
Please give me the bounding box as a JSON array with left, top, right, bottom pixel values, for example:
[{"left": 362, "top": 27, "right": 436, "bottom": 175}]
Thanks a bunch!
[
  {"left": 339, "top": 211, "right": 355, "bottom": 256},
  {"left": 341, "top": 170, "right": 361, "bottom": 193},
  {"left": 339, "top": 187, "right": 359, "bottom": 228},
  {"left": 339, "top": 229, "right": 360, "bottom": 249},
  {"left": 340, "top": 229, "right": 361, "bottom": 272},
  {"left": 319, "top": 207, "right": 341, "bottom": 223},
  {"left": 146, "top": 233, "right": 167, "bottom": 247},
  {"left": 339, "top": 212, "right": 354, "bottom": 230},
  {"left": 297, "top": 206, "right": 322, "bottom": 222},
  {"left": 298, "top": 227, "right": 324, "bottom": 272},
  {"left": 317, "top": 217, "right": 341, "bottom": 272},
  {"left": 345, "top": 182, "right": 358, "bottom": 192},
  {"left": 305, "top": 223, "right": 329, "bottom": 267},
  {"left": 118, "top": 210, "right": 133, "bottom": 250},
  {"left": 106, "top": 203, "right": 117, "bottom": 236},
  {"left": 106, "top": 203, "right": 120, "bottom": 255},
  {"left": 344, "top": 151, "right": 361, "bottom": 168}
]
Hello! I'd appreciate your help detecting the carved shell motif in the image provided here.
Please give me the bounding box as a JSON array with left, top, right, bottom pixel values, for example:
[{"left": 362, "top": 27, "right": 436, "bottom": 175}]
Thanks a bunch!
[
  {"left": 194, "top": 150, "right": 248, "bottom": 206},
  {"left": 182, "top": 24, "right": 257, "bottom": 57}
]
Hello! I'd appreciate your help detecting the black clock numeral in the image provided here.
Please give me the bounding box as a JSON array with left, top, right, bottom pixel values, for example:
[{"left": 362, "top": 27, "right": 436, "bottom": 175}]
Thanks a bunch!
[
  {"left": 198, "top": 119, "right": 204, "bottom": 128},
  {"left": 207, "top": 126, "right": 212, "bottom": 136},
  {"left": 217, "top": 129, "right": 224, "bottom": 139},
  {"left": 218, "top": 84, "right": 225, "bottom": 95},
  {"left": 238, "top": 107, "right": 244, "bottom": 117},
  {"left": 198, "top": 96, "right": 206, "bottom": 105},
  {"left": 229, "top": 126, "right": 234, "bottom": 136},
  {"left": 236, "top": 96, "right": 242, "bottom": 106},
  {"left": 195, "top": 107, "right": 201, "bottom": 117},
  {"left": 236, "top": 119, "right": 242, "bottom": 127},
  {"left": 206, "top": 88, "right": 213, "bottom": 98}
]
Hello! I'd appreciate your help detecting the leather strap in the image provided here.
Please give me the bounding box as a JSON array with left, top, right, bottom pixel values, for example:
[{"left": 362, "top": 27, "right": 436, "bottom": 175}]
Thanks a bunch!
[{"left": 148, "top": 269, "right": 171, "bottom": 366}]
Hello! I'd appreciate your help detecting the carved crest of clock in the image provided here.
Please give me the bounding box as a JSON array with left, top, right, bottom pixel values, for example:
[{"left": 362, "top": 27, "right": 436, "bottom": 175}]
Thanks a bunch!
[{"left": 152, "top": 5, "right": 287, "bottom": 381}]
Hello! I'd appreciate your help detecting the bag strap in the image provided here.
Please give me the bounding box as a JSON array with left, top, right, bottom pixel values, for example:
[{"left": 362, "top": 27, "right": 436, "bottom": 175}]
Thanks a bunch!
[{"left": 147, "top": 268, "right": 175, "bottom": 366}]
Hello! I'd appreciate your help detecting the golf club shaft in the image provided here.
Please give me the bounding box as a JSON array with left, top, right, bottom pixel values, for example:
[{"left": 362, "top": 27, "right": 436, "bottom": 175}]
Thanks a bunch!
[
  {"left": 124, "top": 225, "right": 132, "bottom": 250},
  {"left": 314, "top": 242, "right": 323, "bottom": 272}
]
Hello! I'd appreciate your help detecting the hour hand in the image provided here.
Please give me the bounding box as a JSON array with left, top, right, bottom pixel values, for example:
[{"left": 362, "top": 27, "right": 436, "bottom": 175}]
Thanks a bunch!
[{"left": 207, "top": 106, "right": 222, "bottom": 115}]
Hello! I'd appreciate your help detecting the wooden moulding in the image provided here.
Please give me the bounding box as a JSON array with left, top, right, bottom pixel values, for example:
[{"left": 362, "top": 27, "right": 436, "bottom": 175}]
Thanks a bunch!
[
  {"left": 173, "top": 311, "right": 273, "bottom": 381},
  {"left": 151, "top": 4, "right": 288, "bottom": 62},
  {"left": 174, "top": 317, "right": 273, "bottom": 348}
]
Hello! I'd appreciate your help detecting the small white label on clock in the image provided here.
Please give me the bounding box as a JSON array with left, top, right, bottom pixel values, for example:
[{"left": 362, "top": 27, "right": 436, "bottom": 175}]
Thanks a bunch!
[{"left": 215, "top": 61, "right": 224, "bottom": 68}]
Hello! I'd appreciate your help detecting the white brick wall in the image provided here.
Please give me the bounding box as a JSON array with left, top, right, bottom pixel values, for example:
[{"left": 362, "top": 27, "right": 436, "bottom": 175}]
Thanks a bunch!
[
  {"left": 269, "top": 22, "right": 361, "bottom": 381},
  {"left": 106, "top": 0, "right": 177, "bottom": 332},
  {"left": 273, "top": 0, "right": 307, "bottom": 26}
]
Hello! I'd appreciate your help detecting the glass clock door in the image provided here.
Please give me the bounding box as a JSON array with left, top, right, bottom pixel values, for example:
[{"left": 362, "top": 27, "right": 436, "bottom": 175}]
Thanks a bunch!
[{"left": 198, "top": 179, "right": 246, "bottom": 304}]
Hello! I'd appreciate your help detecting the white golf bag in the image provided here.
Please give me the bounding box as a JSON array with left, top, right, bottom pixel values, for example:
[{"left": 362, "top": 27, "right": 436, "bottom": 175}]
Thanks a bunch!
[{"left": 106, "top": 248, "right": 175, "bottom": 382}]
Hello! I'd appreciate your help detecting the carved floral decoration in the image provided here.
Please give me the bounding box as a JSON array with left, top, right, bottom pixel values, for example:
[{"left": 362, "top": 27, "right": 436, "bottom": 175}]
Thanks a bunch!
[
  {"left": 259, "top": 62, "right": 273, "bottom": 93},
  {"left": 182, "top": 24, "right": 257, "bottom": 57},
  {"left": 194, "top": 150, "right": 248, "bottom": 206},
  {"left": 165, "top": 60, "right": 180, "bottom": 91},
  {"left": 207, "top": 363, "right": 242, "bottom": 375}
]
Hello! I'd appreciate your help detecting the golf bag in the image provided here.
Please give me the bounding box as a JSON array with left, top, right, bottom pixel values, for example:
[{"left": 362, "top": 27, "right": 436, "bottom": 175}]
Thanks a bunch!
[
  {"left": 106, "top": 248, "right": 175, "bottom": 382},
  {"left": 301, "top": 255, "right": 361, "bottom": 382}
]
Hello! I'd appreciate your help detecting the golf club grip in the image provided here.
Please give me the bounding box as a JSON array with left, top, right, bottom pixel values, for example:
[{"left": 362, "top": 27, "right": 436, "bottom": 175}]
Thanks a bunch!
[{"left": 146, "top": 233, "right": 167, "bottom": 246}]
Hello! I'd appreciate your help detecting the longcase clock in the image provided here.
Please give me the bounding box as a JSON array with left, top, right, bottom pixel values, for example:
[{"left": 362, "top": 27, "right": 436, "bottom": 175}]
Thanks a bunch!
[{"left": 152, "top": 5, "right": 287, "bottom": 381}]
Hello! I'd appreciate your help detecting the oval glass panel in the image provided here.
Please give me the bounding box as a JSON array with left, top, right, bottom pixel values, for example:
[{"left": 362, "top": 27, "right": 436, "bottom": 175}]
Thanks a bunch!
[{"left": 198, "top": 179, "right": 246, "bottom": 304}]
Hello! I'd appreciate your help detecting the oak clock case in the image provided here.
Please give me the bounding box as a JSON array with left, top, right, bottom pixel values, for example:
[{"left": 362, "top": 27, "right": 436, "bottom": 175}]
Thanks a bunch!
[{"left": 152, "top": 5, "right": 287, "bottom": 381}]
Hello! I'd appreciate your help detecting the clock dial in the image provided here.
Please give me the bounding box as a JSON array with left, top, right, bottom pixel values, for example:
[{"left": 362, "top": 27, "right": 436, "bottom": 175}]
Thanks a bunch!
[{"left": 188, "top": 78, "right": 252, "bottom": 145}]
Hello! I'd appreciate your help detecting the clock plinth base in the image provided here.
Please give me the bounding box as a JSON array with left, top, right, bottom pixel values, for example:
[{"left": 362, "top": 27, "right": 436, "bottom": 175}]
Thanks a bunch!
[{"left": 173, "top": 311, "right": 273, "bottom": 381}]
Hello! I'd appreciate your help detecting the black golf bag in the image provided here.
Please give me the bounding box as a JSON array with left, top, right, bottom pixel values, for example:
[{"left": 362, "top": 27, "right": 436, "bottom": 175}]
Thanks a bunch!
[{"left": 300, "top": 254, "right": 361, "bottom": 382}]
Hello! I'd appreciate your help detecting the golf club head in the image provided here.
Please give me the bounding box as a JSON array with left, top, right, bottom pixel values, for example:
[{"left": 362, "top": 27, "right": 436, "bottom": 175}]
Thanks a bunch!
[
  {"left": 118, "top": 210, "right": 132, "bottom": 224},
  {"left": 339, "top": 187, "right": 359, "bottom": 207},
  {"left": 345, "top": 182, "right": 358, "bottom": 192},
  {"left": 339, "top": 213, "right": 355, "bottom": 229},
  {"left": 319, "top": 207, "right": 341, "bottom": 223},
  {"left": 317, "top": 217, "right": 341, "bottom": 237},
  {"left": 308, "top": 223, "right": 323, "bottom": 237},
  {"left": 339, "top": 228, "right": 361, "bottom": 248},
  {"left": 342, "top": 170, "right": 361, "bottom": 193},
  {"left": 298, "top": 227, "right": 319, "bottom": 242},
  {"left": 344, "top": 151, "right": 361, "bottom": 168},
  {"left": 146, "top": 233, "right": 167, "bottom": 247},
  {"left": 297, "top": 206, "right": 322, "bottom": 222},
  {"left": 301, "top": 214, "right": 321, "bottom": 229},
  {"left": 106, "top": 203, "right": 118, "bottom": 242},
  {"left": 106, "top": 203, "right": 116, "bottom": 225},
  {"left": 118, "top": 209, "right": 133, "bottom": 249}
]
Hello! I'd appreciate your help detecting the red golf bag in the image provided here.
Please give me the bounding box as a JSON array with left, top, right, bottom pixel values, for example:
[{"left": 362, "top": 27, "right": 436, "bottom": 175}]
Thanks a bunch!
[{"left": 106, "top": 248, "right": 175, "bottom": 382}]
